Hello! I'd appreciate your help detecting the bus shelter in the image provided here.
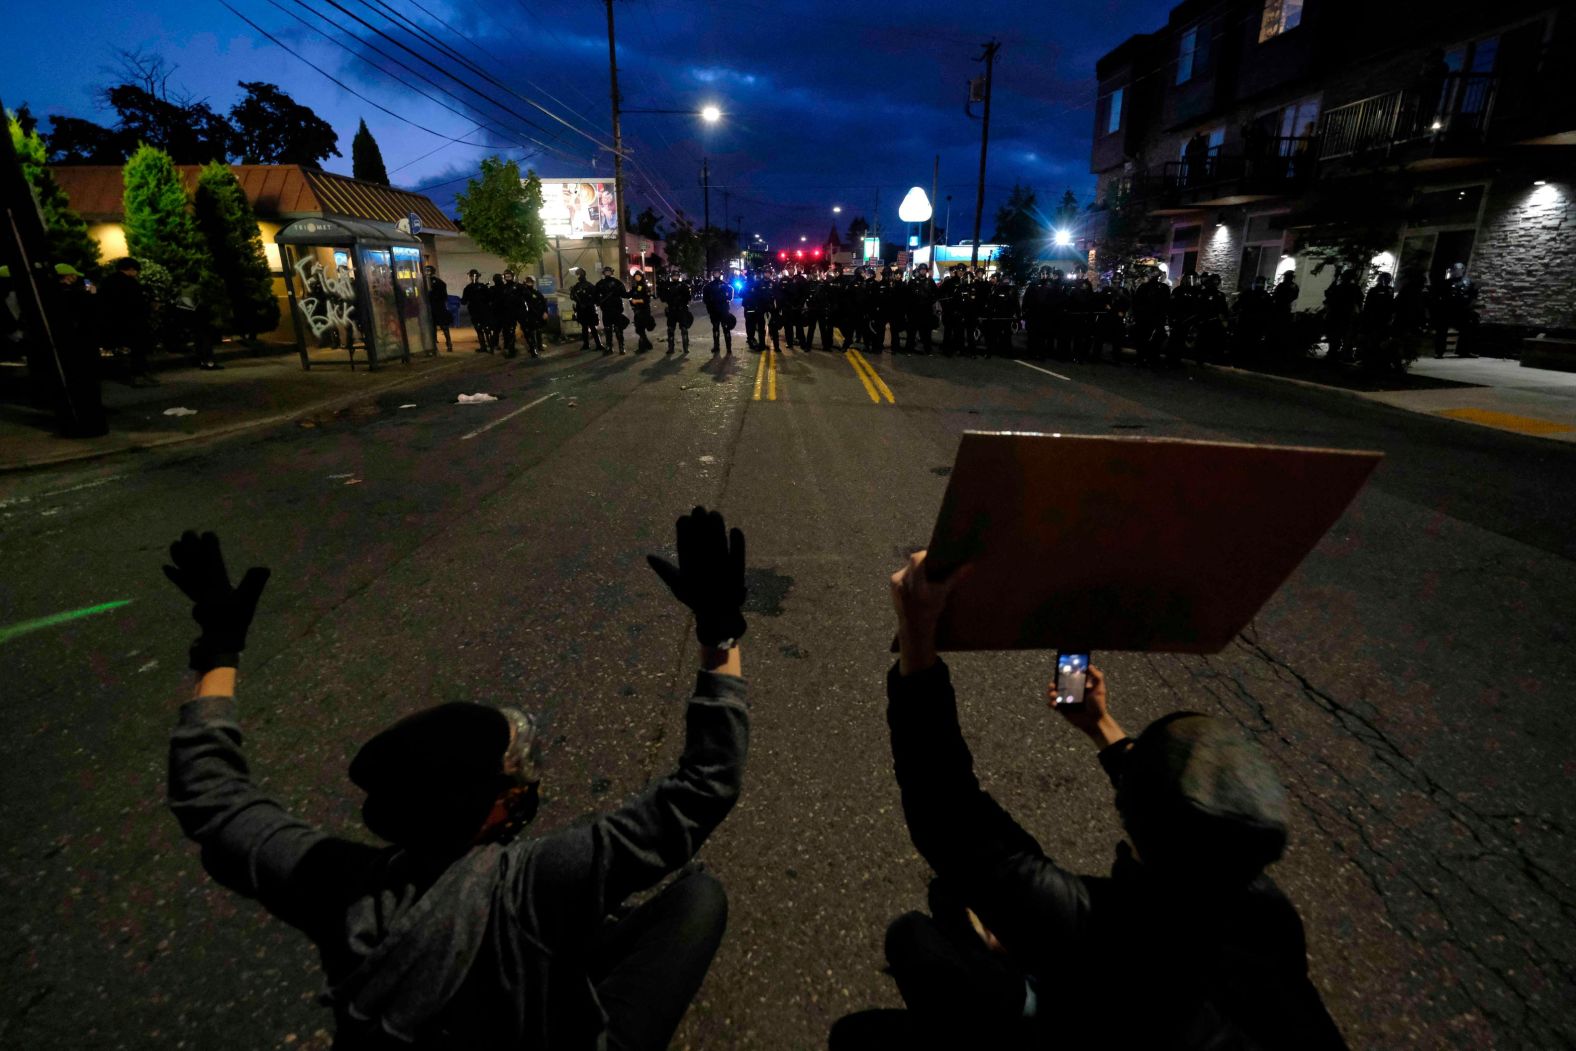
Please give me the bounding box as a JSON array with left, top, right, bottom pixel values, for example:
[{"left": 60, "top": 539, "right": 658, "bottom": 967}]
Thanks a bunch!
[{"left": 275, "top": 217, "right": 435, "bottom": 369}]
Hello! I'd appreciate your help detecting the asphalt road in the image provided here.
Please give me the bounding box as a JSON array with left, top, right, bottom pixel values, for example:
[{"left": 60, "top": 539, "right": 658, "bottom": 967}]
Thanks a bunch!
[{"left": 2, "top": 324, "right": 1573, "bottom": 1050}]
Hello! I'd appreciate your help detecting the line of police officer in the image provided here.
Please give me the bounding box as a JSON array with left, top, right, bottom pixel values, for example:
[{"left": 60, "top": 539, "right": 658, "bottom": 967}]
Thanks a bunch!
[{"left": 457, "top": 268, "right": 549, "bottom": 359}]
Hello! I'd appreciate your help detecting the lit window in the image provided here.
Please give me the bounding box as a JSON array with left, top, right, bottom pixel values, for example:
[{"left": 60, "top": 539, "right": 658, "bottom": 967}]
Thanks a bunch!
[
  {"left": 1177, "top": 28, "right": 1199, "bottom": 83},
  {"left": 1106, "top": 87, "right": 1124, "bottom": 134},
  {"left": 1258, "top": 0, "right": 1303, "bottom": 42}
]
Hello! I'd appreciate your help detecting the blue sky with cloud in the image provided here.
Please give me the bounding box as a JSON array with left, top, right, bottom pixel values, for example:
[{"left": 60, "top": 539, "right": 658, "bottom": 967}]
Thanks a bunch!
[{"left": 5, "top": 0, "right": 1175, "bottom": 244}]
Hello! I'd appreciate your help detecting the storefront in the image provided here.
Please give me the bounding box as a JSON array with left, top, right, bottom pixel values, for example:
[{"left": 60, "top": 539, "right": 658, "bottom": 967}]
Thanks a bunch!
[{"left": 275, "top": 217, "right": 435, "bottom": 369}]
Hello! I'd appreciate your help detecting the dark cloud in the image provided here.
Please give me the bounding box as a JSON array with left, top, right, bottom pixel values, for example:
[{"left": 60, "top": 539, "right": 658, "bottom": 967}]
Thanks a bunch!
[{"left": 8, "top": 0, "right": 1177, "bottom": 242}]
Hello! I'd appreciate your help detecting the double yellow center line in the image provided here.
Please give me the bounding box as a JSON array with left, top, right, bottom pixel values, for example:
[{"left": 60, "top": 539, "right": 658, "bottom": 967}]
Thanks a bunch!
[
  {"left": 752, "top": 349, "right": 778, "bottom": 401},
  {"left": 845, "top": 349, "right": 895, "bottom": 404}
]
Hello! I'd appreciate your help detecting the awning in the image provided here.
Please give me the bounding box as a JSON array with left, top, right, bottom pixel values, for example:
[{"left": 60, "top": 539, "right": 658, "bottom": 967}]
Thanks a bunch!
[{"left": 274, "top": 217, "right": 422, "bottom": 246}]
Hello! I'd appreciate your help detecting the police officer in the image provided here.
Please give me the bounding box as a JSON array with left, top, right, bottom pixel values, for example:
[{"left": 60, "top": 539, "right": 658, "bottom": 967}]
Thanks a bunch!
[
  {"left": 1133, "top": 270, "right": 1171, "bottom": 366},
  {"left": 519, "top": 275, "right": 548, "bottom": 358},
  {"left": 659, "top": 269, "right": 694, "bottom": 354},
  {"left": 960, "top": 269, "right": 988, "bottom": 356},
  {"left": 902, "top": 266, "right": 937, "bottom": 353},
  {"left": 742, "top": 272, "right": 769, "bottom": 351},
  {"left": 936, "top": 265, "right": 964, "bottom": 355},
  {"left": 1021, "top": 267, "right": 1050, "bottom": 359},
  {"left": 423, "top": 265, "right": 453, "bottom": 353},
  {"left": 1432, "top": 262, "right": 1478, "bottom": 358},
  {"left": 1233, "top": 275, "right": 1273, "bottom": 362},
  {"left": 804, "top": 271, "right": 834, "bottom": 352},
  {"left": 1323, "top": 269, "right": 1362, "bottom": 363},
  {"left": 595, "top": 265, "right": 628, "bottom": 354},
  {"left": 461, "top": 270, "right": 494, "bottom": 353},
  {"left": 629, "top": 270, "right": 657, "bottom": 352},
  {"left": 569, "top": 268, "right": 602, "bottom": 351},
  {"left": 1167, "top": 272, "right": 1202, "bottom": 364},
  {"left": 1270, "top": 269, "right": 1300, "bottom": 356},
  {"left": 763, "top": 273, "right": 785, "bottom": 352},
  {"left": 702, "top": 270, "right": 734, "bottom": 354},
  {"left": 1194, "top": 272, "right": 1230, "bottom": 365},
  {"left": 491, "top": 272, "right": 519, "bottom": 357},
  {"left": 776, "top": 269, "right": 804, "bottom": 349},
  {"left": 1358, "top": 270, "right": 1397, "bottom": 370}
]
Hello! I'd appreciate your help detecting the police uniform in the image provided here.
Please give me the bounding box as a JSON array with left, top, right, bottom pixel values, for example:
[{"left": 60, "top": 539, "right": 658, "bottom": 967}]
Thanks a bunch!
[
  {"left": 659, "top": 271, "right": 694, "bottom": 353},
  {"left": 570, "top": 270, "right": 602, "bottom": 351},
  {"left": 702, "top": 274, "right": 735, "bottom": 353},
  {"left": 462, "top": 272, "right": 494, "bottom": 352},
  {"left": 595, "top": 269, "right": 629, "bottom": 353}
]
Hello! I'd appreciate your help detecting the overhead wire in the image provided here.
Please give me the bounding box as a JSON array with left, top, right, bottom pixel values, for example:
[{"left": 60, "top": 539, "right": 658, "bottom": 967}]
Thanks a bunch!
[
  {"left": 263, "top": 0, "right": 588, "bottom": 167},
  {"left": 217, "top": 0, "right": 506, "bottom": 155},
  {"left": 349, "top": 0, "right": 614, "bottom": 152},
  {"left": 300, "top": 0, "right": 594, "bottom": 159}
]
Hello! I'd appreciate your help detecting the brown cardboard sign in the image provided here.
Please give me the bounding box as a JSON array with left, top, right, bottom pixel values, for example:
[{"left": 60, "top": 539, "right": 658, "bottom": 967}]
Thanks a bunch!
[{"left": 924, "top": 432, "right": 1382, "bottom": 653}]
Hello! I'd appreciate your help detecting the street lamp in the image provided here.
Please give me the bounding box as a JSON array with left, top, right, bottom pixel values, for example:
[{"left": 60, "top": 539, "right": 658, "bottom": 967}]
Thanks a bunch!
[
  {"left": 800, "top": 235, "right": 807, "bottom": 242},
  {"left": 832, "top": 205, "right": 842, "bottom": 214},
  {"left": 1053, "top": 229, "right": 1073, "bottom": 247},
  {"left": 701, "top": 104, "right": 722, "bottom": 124}
]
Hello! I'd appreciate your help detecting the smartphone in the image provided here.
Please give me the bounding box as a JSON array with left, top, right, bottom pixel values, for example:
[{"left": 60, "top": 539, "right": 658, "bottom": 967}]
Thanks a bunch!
[{"left": 1053, "top": 652, "right": 1090, "bottom": 708}]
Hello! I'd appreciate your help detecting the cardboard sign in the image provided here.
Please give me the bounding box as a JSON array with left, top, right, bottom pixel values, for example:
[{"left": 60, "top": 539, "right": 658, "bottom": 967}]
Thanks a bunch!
[{"left": 924, "top": 432, "right": 1382, "bottom": 653}]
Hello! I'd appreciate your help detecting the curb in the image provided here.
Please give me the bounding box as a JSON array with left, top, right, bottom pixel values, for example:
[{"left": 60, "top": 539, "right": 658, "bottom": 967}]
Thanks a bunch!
[{"left": 1, "top": 355, "right": 482, "bottom": 474}]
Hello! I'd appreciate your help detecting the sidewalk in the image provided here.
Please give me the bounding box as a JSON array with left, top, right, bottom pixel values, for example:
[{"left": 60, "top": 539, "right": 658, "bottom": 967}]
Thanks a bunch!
[
  {"left": 0, "top": 345, "right": 492, "bottom": 472},
  {"left": 1221, "top": 356, "right": 1576, "bottom": 443}
]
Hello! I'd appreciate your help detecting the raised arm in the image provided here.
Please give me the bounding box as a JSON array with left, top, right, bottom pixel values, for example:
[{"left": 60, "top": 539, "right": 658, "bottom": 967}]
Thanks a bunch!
[
  {"left": 886, "top": 552, "right": 1093, "bottom": 962},
  {"left": 162, "top": 532, "right": 376, "bottom": 934},
  {"left": 526, "top": 508, "right": 752, "bottom": 925}
]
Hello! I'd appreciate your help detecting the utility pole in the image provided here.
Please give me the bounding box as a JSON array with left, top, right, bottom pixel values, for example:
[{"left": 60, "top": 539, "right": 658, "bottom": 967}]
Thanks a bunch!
[
  {"left": 928, "top": 154, "right": 938, "bottom": 281},
  {"left": 702, "top": 155, "right": 710, "bottom": 272},
  {"left": 603, "top": 0, "right": 629, "bottom": 275},
  {"left": 970, "top": 40, "right": 1000, "bottom": 270}
]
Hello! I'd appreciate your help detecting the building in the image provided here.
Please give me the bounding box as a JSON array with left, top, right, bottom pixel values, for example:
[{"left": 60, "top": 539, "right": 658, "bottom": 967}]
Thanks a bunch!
[
  {"left": 1089, "top": 0, "right": 1576, "bottom": 346},
  {"left": 51, "top": 165, "right": 459, "bottom": 364}
]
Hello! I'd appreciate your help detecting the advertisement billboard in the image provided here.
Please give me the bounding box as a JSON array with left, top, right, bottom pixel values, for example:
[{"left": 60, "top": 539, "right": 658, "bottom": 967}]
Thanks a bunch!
[{"left": 538, "top": 178, "right": 619, "bottom": 239}]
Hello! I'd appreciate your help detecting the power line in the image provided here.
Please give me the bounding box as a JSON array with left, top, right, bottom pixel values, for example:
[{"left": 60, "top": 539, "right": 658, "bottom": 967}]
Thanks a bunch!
[
  {"left": 350, "top": 0, "right": 614, "bottom": 153},
  {"left": 265, "top": 0, "right": 585, "bottom": 167},
  {"left": 217, "top": 1, "right": 503, "bottom": 154}
]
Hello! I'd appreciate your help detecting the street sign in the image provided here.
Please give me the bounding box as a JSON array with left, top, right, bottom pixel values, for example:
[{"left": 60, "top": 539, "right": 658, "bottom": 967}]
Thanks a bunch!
[
  {"left": 406, "top": 211, "right": 422, "bottom": 235},
  {"left": 639, "top": 239, "right": 653, "bottom": 255}
]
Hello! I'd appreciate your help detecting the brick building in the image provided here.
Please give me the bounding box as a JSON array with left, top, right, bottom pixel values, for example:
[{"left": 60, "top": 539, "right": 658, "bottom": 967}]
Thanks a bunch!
[{"left": 1088, "top": 0, "right": 1576, "bottom": 343}]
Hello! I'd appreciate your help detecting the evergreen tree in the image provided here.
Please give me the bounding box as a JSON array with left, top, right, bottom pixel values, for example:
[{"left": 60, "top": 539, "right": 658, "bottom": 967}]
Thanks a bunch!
[
  {"left": 123, "top": 144, "right": 227, "bottom": 332},
  {"left": 193, "top": 162, "right": 279, "bottom": 339},
  {"left": 455, "top": 156, "right": 548, "bottom": 271},
  {"left": 8, "top": 111, "right": 101, "bottom": 274},
  {"left": 991, "top": 182, "right": 1042, "bottom": 283},
  {"left": 351, "top": 119, "right": 389, "bottom": 185}
]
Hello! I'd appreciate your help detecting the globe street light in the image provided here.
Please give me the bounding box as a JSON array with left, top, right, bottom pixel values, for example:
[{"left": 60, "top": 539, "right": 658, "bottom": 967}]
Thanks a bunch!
[
  {"left": 832, "top": 205, "right": 842, "bottom": 214},
  {"left": 701, "top": 104, "right": 722, "bottom": 124}
]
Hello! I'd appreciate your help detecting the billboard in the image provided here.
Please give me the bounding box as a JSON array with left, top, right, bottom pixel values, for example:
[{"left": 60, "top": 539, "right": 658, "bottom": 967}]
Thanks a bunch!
[{"left": 538, "top": 178, "right": 619, "bottom": 239}]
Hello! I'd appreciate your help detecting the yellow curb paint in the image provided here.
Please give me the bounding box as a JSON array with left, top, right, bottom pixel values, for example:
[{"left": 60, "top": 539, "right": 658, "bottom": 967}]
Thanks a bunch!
[
  {"left": 849, "top": 349, "right": 896, "bottom": 403},
  {"left": 1435, "top": 407, "right": 1575, "bottom": 436},
  {"left": 752, "top": 350, "right": 766, "bottom": 401},
  {"left": 768, "top": 349, "right": 778, "bottom": 401},
  {"left": 844, "top": 351, "right": 880, "bottom": 402}
]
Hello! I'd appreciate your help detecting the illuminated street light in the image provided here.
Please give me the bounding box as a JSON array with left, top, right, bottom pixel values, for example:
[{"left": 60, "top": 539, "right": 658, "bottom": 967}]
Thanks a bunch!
[
  {"left": 800, "top": 235, "right": 807, "bottom": 242},
  {"left": 1053, "top": 229, "right": 1073, "bottom": 247},
  {"left": 701, "top": 104, "right": 722, "bottom": 123},
  {"left": 832, "top": 205, "right": 842, "bottom": 214},
  {"left": 898, "top": 186, "right": 933, "bottom": 223}
]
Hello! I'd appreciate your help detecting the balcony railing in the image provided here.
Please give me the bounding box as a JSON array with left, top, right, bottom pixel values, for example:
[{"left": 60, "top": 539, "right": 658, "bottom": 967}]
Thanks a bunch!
[
  {"left": 1139, "top": 137, "right": 1316, "bottom": 195},
  {"left": 1320, "top": 73, "right": 1497, "bottom": 160}
]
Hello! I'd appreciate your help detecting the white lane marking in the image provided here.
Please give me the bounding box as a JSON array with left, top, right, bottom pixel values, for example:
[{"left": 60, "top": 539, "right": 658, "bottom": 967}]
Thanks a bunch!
[
  {"left": 459, "top": 392, "right": 561, "bottom": 441},
  {"left": 1013, "top": 359, "right": 1072, "bottom": 382},
  {"left": 40, "top": 475, "right": 127, "bottom": 499}
]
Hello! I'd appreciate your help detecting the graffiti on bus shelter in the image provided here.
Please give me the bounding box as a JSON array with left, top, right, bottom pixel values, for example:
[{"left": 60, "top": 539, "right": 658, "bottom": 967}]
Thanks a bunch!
[{"left": 295, "top": 255, "right": 360, "bottom": 346}]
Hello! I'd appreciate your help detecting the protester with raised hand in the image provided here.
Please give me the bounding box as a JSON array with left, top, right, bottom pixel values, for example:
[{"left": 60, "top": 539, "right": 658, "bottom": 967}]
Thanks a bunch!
[
  {"left": 165, "top": 509, "right": 751, "bottom": 1050},
  {"left": 832, "top": 550, "right": 1347, "bottom": 1049}
]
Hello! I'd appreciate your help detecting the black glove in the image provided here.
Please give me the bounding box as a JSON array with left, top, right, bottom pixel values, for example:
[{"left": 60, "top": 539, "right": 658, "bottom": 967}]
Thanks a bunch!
[
  {"left": 162, "top": 530, "right": 271, "bottom": 672},
  {"left": 646, "top": 506, "right": 747, "bottom": 648}
]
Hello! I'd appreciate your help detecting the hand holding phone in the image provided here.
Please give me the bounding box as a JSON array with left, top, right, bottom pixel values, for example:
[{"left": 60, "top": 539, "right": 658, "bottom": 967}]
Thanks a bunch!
[{"left": 1052, "top": 652, "right": 1089, "bottom": 709}]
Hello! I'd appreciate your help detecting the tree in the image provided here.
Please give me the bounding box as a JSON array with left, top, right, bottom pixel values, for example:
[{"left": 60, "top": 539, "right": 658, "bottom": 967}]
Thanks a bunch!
[
  {"left": 1088, "top": 175, "right": 1162, "bottom": 283},
  {"left": 1295, "top": 174, "right": 1410, "bottom": 279},
  {"left": 629, "top": 205, "right": 664, "bottom": 241},
  {"left": 193, "top": 162, "right": 279, "bottom": 339},
  {"left": 8, "top": 111, "right": 102, "bottom": 274},
  {"left": 454, "top": 156, "right": 548, "bottom": 271},
  {"left": 351, "top": 118, "right": 389, "bottom": 185},
  {"left": 43, "top": 51, "right": 233, "bottom": 166},
  {"left": 991, "top": 182, "right": 1042, "bottom": 282},
  {"left": 663, "top": 213, "right": 706, "bottom": 275},
  {"left": 846, "top": 216, "right": 870, "bottom": 246},
  {"left": 44, "top": 114, "right": 130, "bottom": 164},
  {"left": 123, "top": 144, "right": 226, "bottom": 332},
  {"left": 230, "top": 82, "right": 339, "bottom": 167}
]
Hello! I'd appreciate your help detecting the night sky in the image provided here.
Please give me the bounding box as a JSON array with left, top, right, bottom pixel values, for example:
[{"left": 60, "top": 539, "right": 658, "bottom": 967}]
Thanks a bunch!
[{"left": 6, "top": 0, "right": 1174, "bottom": 246}]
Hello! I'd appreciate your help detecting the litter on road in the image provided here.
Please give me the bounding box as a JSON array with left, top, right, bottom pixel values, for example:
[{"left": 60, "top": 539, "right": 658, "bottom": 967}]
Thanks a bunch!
[
  {"left": 162, "top": 407, "right": 199, "bottom": 416},
  {"left": 456, "top": 393, "right": 499, "bottom": 404}
]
